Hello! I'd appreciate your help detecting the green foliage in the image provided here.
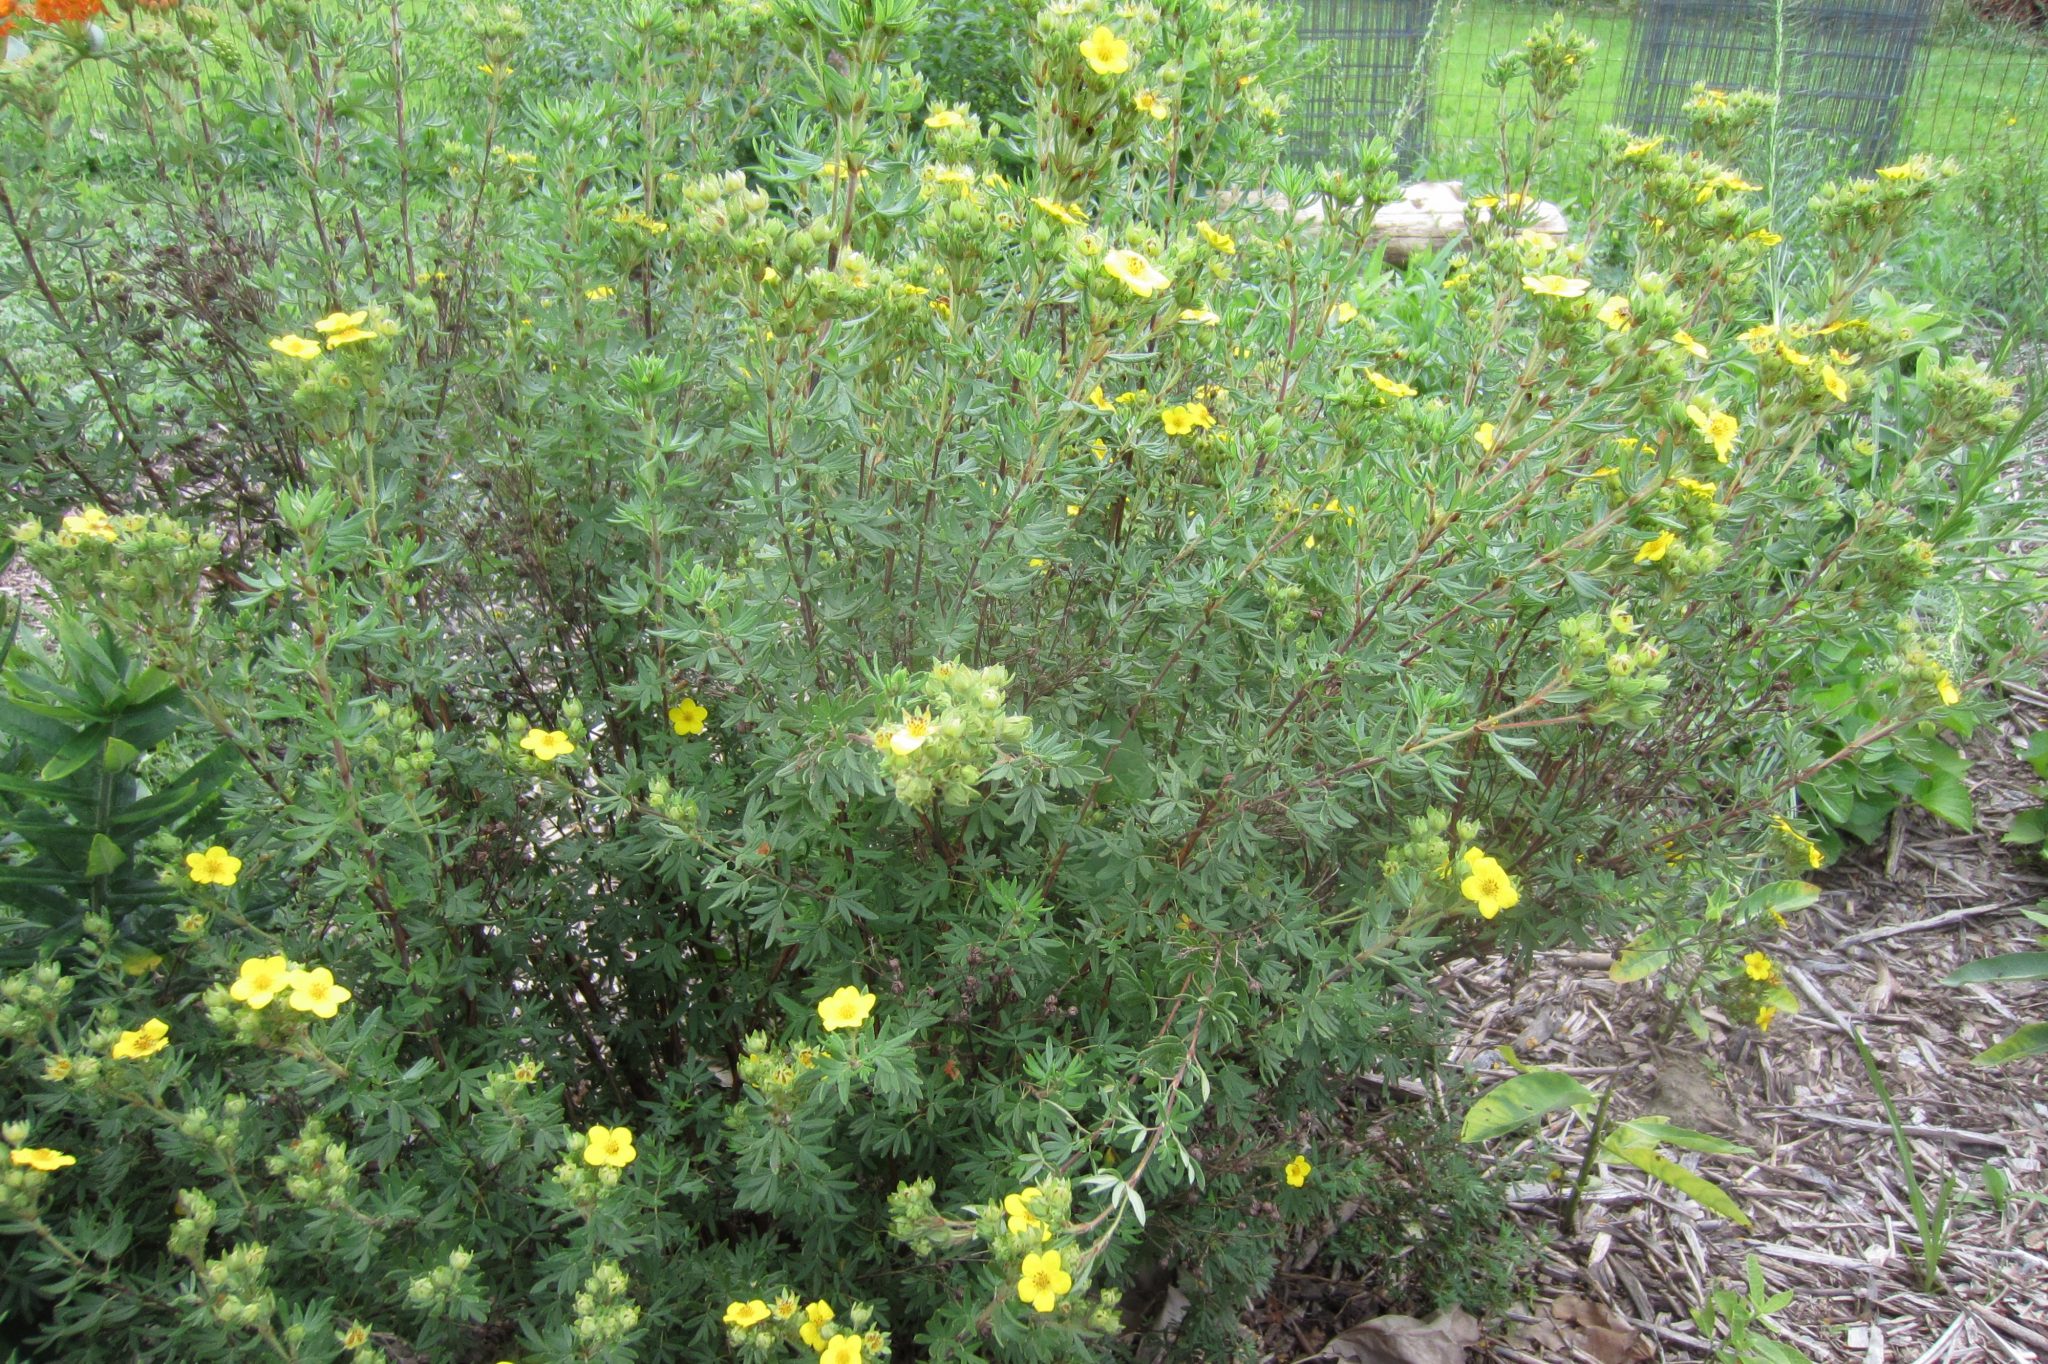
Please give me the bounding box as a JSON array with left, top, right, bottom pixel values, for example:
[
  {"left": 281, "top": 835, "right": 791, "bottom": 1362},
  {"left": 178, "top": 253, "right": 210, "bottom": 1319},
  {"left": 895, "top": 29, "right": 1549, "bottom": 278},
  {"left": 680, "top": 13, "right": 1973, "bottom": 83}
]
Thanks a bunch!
[
  {"left": 1943, "top": 905, "right": 2048, "bottom": 1065},
  {"left": 1, "top": 0, "right": 2043, "bottom": 1361},
  {"left": 1692, "top": 1254, "right": 1818, "bottom": 1364}
]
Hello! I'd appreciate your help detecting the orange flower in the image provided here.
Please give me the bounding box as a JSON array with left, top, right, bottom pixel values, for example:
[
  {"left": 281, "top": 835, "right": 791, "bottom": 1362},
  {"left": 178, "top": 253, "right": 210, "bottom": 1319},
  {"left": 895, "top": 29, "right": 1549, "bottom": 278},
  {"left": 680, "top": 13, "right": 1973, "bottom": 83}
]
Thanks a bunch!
[
  {"left": 35, "top": 0, "right": 106, "bottom": 22},
  {"left": 0, "top": 0, "right": 15, "bottom": 38}
]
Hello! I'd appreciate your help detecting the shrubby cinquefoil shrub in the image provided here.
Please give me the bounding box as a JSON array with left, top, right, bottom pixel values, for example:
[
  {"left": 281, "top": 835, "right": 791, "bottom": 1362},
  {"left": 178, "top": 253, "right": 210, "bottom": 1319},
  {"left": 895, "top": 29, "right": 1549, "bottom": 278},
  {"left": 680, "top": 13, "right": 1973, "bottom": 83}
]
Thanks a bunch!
[{"left": 1, "top": 0, "right": 2039, "bottom": 1360}]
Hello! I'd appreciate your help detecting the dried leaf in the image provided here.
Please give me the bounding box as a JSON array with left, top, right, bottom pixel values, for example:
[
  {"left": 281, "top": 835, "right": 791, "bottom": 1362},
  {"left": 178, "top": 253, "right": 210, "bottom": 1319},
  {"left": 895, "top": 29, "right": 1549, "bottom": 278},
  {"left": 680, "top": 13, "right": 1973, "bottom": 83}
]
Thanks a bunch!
[
  {"left": 1323, "top": 1308, "right": 1482, "bottom": 1364},
  {"left": 1551, "top": 1295, "right": 1654, "bottom": 1364}
]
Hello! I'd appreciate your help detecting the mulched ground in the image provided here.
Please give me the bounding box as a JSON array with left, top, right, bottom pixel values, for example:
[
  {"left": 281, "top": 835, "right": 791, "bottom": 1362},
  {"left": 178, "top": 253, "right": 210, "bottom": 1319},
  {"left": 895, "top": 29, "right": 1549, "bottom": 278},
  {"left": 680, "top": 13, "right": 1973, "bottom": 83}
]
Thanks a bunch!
[{"left": 1265, "top": 682, "right": 2048, "bottom": 1364}]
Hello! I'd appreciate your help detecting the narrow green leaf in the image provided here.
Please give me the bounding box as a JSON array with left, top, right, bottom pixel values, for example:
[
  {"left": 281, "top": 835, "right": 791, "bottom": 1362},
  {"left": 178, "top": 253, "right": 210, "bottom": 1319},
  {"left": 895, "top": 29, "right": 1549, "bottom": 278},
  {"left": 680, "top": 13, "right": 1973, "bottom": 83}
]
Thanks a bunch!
[
  {"left": 1613, "top": 1117, "right": 1753, "bottom": 1156},
  {"left": 1943, "top": 952, "right": 2048, "bottom": 985},
  {"left": 1603, "top": 1141, "right": 1752, "bottom": 1225},
  {"left": 1971, "top": 1023, "right": 2048, "bottom": 1066},
  {"left": 1459, "top": 1069, "right": 1596, "bottom": 1142}
]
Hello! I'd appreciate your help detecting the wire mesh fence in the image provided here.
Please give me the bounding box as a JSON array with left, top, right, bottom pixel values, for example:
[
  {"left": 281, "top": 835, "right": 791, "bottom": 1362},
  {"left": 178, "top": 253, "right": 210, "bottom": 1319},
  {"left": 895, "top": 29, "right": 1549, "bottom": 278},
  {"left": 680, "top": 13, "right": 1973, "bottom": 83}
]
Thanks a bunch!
[{"left": 1288, "top": 0, "right": 2048, "bottom": 173}]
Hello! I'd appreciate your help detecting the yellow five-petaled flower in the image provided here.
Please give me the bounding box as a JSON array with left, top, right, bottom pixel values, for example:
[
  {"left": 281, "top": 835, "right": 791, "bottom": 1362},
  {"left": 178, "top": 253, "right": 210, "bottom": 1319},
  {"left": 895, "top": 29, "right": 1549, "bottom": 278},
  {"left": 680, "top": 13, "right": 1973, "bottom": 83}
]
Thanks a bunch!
[
  {"left": 1522, "top": 274, "right": 1591, "bottom": 299},
  {"left": 1159, "top": 402, "right": 1215, "bottom": 436},
  {"left": 287, "top": 966, "right": 352, "bottom": 1018},
  {"left": 668, "top": 697, "right": 708, "bottom": 737},
  {"left": 583, "top": 1124, "right": 637, "bottom": 1168},
  {"left": 1078, "top": 25, "right": 1131, "bottom": 75},
  {"left": 1743, "top": 950, "right": 1778, "bottom": 983},
  {"left": 817, "top": 984, "right": 877, "bottom": 1032},
  {"left": 9, "top": 1147, "right": 76, "bottom": 1172},
  {"left": 1366, "top": 370, "right": 1416, "bottom": 399},
  {"left": 230, "top": 954, "right": 292, "bottom": 1009},
  {"left": 186, "top": 845, "right": 243, "bottom": 886},
  {"left": 1004, "top": 1187, "right": 1052, "bottom": 1240},
  {"left": 1196, "top": 220, "right": 1235, "bottom": 255},
  {"left": 799, "top": 1300, "right": 835, "bottom": 1349},
  {"left": 1459, "top": 849, "right": 1520, "bottom": 918},
  {"left": 1284, "top": 1153, "right": 1312, "bottom": 1187},
  {"left": 1102, "top": 248, "right": 1170, "bottom": 298},
  {"left": 111, "top": 1017, "right": 170, "bottom": 1060},
  {"left": 724, "top": 1299, "right": 771, "bottom": 1329},
  {"left": 1017, "top": 1248, "right": 1073, "bottom": 1313},
  {"left": 268, "top": 334, "right": 323, "bottom": 361},
  {"left": 820, "top": 1337, "right": 863, "bottom": 1364},
  {"left": 520, "top": 727, "right": 576, "bottom": 762},
  {"left": 1635, "top": 530, "right": 1678, "bottom": 565},
  {"left": 1684, "top": 402, "right": 1740, "bottom": 462}
]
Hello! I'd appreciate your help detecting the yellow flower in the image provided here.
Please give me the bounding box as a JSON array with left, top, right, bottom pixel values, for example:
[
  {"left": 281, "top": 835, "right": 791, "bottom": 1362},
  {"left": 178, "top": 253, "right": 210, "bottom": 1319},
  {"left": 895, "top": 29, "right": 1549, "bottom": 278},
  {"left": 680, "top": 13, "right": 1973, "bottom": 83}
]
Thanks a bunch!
[
  {"left": 1032, "top": 196, "right": 1086, "bottom": 228},
  {"left": 1675, "top": 476, "right": 1718, "bottom": 499},
  {"left": 1821, "top": 363, "right": 1849, "bottom": 403},
  {"left": 799, "top": 1299, "right": 836, "bottom": 1348},
  {"left": 584, "top": 285, "right": 615, "bottom": 301},
  {"left": 285, "top": 966, "right": 353, "bottom": 1019},
  {"left": 1459, "top": 853, "right": 1519, "bottom": 918},
  {"left": 1005, "top": 1187, "right": 1053, "bottom": 1239},
  {"left": 314, "top": 310, "right": 369, "bottom": 334},
  {"left": 520, "top": 727, "right": 575, "bottom": 762},
  {"left": 1102, "top": 248, "right": 1170, "bottom": 298},
  {"left": 110, "top": 1017, "right": 169, "bottom": 1061},
  {"left": 668, "top": 697, "right": 709, "bottom": 736},
  {"left": 1743, "top": 950, "right": 1777, "bottom": 983},
  {"left": 1596, "top": 296, "right": 1633, "bottom": 331},
  {"left": 1284, "top": 1154, "right": 1312, "bottom": 1187},
  {"left": 1776, "top": 340, "right": 1812, "bottom": 368},
  {"left": 1017, "top": 1248, "right": 1073, "bottom": 1313},
  {"left": 1634, "top": 530, "right": 1678, "bottom": 564},
  {"left": 1132, "top": 89, "right": 1169, "bottom": 121},
  {"left": 186, "top": 845, "right": 243, "bottom": 886},
  {"left": 1521, "top": 273, "right": 1591, "bottom": 299},
  {"left": 1874, "top": 160, "right": 1923, "bottom": 181},
  {"left": 1748, "top": 228, "right": 1783, "bottom": 246},
  {"left": 1621, "top": 136, "right": 1664, "bottom": 157},
  {"left": 1671, "top": 329, "right": 1710, "bottom": 360},
  {"left": 887, "top": 711, "right": 934, "bottom": 755},
  {"left": 43, "top": 1056, "right": 74, "bottom": 1082},
  {"left": 1066, "top": 503, "right": 1081, "bottom": 517},
  {"left": 1773, "top": 816, "right": 1824, "bottom": 869},
  {"left": 1087, "top": 384, "right": 1113, "bottom": 411},
  {"left": 1159, "top": 402, "right": 1215, "bottom": 435},
  {"left": 817, "top": 985, "right": 877, "bottom": 1032},
  {"left": 9, "top": 1148, "right": 76, "bottom": 1172},
  {"left": 1078, "top": 25, "right": 1131, "bottom": 75},
  {"left": 230, "top": 954, "right": 292, "bottom": 1009},
  {"left": 1473, "top": 423, "right": 1497, "bottom": 453},
  {"left": 820, "top": 1337, "right": 863, "bottom": 1364},
  {"left": 1366, "top": 370, "right": 1416, "bottom": 399},
  {"left": 582, "top": 1124, "right": 637, "bottom": 1168},
  {"left": 267, "top": 334, "right": 323, "bottom": 361},
  {"left": 1179, "top": 307, "right": 1220, "bottom": 326},
  {"left": 924, "top": 106, "right": 966, "bottom": 130},
  {"left": 725, "top": 1299, "right": 772, "bottom": 1329},
  {"left": 1196, "top": 220, "right": 1235, "bottom": 255},
  {"left": 1935, "top": 668, "right": 1961, "bottom": 706},
  {"left": 1328, "top": 300, "right": 1358, "bottom": 325},
  {"left": 1684, "top": 402, "right": 1739, "bottom": 461},
  {"left": 325, "top": 326, "right": 377, "bottom": 349}
]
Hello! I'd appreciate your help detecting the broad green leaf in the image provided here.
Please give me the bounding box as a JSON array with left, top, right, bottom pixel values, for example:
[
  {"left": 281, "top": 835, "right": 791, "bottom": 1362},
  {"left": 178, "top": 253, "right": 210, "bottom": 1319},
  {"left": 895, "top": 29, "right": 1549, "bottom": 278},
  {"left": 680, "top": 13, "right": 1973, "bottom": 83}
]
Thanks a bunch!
[
  {"left": 1943, "top": 952, "right": 2048, "bottom": 985},
  {"left": 1971, "top": 1023, "right": 2048, "bottom": 1066},
  {"left": 1914, "top": 771, "right": 1974, "bottom": 832},
  {"left": 1610, "top": 927, "right": 1675, "bottom": 983},
  {"left": 86, "top": 833, "right": 126, "bottom": 878},
  {"left": 1602, "top": 1141, "right": 1752, "bottom": 1226},
  {"left": 1459, "top": 1070, "right": 1596, "bottom": 1142},
  {"left": 102, "top": 736, "right": 140, "bottom": 771},
  {"left": 1737, "top": 880, "right": 1820, "bottom": 919},
  {"left": 1613, "top": 1118, "right": 1753, "bottom": 1156},
  {"left": 2007, "top": 808, "right": 2047, "bottom": 846}
]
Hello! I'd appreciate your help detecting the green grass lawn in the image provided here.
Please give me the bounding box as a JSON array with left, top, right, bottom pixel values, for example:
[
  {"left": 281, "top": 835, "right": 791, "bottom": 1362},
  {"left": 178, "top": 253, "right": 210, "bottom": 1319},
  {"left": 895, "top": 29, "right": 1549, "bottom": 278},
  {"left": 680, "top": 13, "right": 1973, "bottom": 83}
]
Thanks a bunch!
[{"left": 1405, "top": 0, "right": 2044, "bottom": 175}]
